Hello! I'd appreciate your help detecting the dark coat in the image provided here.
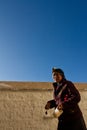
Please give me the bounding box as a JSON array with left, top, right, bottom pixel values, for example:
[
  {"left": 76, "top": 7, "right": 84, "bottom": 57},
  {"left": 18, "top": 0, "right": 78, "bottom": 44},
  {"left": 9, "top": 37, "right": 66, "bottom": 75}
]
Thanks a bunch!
[{"left": 47, "top": 79, "right": 86, "bottom": 130}]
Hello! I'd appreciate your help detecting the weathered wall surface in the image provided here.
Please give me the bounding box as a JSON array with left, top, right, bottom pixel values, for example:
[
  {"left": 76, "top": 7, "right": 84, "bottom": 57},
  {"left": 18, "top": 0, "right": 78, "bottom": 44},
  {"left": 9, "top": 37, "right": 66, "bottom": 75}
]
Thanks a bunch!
[{"left": 0, "top": 82, "right": 87, "bottom": 130}]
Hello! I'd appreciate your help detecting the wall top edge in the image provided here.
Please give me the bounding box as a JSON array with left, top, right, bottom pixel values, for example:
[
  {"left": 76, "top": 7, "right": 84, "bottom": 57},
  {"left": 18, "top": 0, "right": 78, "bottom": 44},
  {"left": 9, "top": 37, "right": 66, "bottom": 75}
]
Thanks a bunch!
[{"left": 0, "top": 81, "right": 87, "bottom": 91}]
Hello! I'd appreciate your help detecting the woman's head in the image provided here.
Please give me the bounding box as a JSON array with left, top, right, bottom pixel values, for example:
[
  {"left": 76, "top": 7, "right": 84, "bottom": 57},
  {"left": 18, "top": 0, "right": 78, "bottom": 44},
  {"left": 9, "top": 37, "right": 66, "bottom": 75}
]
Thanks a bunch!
[{"left": 52, "top": 67, "right": 65, "bottom": 82}]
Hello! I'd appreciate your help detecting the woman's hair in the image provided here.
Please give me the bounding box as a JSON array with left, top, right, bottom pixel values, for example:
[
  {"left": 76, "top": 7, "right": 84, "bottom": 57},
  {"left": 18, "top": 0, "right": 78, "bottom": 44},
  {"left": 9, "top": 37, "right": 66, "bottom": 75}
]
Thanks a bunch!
[{"left": 52, "top": 67, "right": 65, "bottom": 79}]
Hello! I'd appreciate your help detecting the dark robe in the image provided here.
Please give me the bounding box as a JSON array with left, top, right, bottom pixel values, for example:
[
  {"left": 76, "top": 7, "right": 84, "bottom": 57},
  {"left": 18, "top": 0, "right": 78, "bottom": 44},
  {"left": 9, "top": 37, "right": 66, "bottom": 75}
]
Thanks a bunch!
[{"left": 47, "top": 79, "right": 86, "bottom": 130}]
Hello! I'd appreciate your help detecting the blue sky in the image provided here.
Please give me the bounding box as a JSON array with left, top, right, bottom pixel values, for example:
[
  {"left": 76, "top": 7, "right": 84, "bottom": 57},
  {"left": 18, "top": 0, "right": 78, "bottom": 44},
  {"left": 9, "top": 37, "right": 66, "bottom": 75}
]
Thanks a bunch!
[{"left": 0, "top": 0, "right": 87, "bottom": 82}]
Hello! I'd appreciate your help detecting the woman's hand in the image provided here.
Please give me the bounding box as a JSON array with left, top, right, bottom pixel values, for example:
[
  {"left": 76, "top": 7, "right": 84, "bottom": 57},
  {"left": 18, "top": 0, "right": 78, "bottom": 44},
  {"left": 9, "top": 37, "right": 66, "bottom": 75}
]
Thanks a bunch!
[{"left": 58, "top": 103, "right": 63, "bottom": 110}]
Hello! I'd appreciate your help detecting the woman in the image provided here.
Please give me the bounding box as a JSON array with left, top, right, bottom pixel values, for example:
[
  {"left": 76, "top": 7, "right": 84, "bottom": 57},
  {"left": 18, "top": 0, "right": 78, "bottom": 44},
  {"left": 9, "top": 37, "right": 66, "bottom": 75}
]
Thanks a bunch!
[{"left": 45, "top": 67, "right": 86, "bottom": 130}]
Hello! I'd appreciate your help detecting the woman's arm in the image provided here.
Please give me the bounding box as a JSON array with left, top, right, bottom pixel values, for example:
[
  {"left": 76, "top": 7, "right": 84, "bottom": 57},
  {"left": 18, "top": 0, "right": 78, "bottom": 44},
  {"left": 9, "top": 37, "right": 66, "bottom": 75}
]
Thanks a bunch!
[{"left": 62, "top": 81, "right": 81, "bottom": 110}]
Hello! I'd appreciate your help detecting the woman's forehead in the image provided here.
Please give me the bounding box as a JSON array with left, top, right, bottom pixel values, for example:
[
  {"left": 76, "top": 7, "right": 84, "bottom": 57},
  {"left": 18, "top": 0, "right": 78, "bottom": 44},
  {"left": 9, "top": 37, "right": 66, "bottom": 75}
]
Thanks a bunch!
[{"left": 52, "top": 72, "right": 61, "bottom": 75}]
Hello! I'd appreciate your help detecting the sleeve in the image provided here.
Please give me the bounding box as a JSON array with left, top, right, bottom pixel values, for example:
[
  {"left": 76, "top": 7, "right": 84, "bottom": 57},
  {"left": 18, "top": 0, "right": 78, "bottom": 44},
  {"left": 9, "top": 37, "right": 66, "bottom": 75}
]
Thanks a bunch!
[
  {"left": 62, "top": 81, "right": 81, "bottom": 110},
  {"left": 47, "top": 99, "right": 56, "bottom": 109}
]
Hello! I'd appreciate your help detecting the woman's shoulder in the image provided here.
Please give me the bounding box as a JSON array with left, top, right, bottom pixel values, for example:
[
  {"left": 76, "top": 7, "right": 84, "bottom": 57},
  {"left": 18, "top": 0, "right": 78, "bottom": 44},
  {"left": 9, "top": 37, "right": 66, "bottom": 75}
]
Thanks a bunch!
[{"left": 65, "top": 80, "right": 75, "bottom": 86}]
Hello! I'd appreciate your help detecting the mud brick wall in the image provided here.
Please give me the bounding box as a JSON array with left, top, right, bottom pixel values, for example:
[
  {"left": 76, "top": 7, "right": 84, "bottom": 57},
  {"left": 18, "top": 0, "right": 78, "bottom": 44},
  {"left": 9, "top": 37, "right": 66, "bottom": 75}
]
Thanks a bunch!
[{"left": 0, "top": 82, "right": 87, "bottom": 130}]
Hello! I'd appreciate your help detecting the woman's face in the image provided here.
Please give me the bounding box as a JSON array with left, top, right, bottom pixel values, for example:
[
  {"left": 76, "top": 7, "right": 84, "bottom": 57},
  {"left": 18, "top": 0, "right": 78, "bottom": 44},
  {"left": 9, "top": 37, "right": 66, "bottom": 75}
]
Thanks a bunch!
[{"left": 52, "top": 72, "right": 63, "bottom": 82}]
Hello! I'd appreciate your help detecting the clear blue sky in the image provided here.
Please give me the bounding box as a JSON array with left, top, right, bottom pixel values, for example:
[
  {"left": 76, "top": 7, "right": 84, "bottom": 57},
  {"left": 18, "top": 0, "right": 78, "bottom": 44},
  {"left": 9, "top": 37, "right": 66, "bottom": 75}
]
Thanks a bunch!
[{"left": 0, "top": 0, "right": 87, "bottom": 82}]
